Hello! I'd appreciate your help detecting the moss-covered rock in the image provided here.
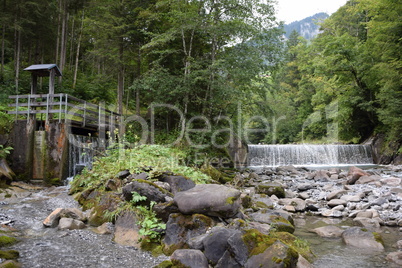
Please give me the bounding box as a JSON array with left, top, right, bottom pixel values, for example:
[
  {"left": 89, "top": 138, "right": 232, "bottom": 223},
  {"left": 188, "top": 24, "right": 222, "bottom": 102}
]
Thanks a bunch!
[
  {"left": 0, "top": 236, "right": 18, "bottom": 247},
  {"left": 0, "top": 260, "right": 21, "bottom": 268},
  {"left": 256, "top": 183, "right": 285, "bottom": 198},
  {"left": 0, "top": 250, "right": 19, "bottom": 260}
]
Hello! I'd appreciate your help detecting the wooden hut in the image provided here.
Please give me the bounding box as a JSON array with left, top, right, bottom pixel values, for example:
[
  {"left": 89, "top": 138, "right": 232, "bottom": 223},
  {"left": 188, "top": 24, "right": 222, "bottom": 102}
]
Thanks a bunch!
[{"left": 24, "top": 64, "right": 62, "bottom": 94}]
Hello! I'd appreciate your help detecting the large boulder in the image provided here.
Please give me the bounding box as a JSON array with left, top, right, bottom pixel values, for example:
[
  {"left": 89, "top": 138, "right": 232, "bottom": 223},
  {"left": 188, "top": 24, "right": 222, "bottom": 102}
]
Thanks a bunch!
[
  {"left": 249, "top": 211, "right": 295, "bottom": 234},
  {"left": 174, "top": 184, "right": 241, "bottom": 218},
  {"left": 341, "top": 227, "right": 384, "bottom": 251},
  {"left": 171, "top": 249, "right": 209, "bottom": 268},
  {"left": 312, "top": 226, "right": 344, "bottom": 238}
]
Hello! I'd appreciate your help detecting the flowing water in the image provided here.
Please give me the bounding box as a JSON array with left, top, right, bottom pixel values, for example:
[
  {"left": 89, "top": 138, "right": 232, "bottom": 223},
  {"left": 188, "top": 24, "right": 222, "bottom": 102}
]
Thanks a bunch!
[
  {"left": 248, "top": 144, "right": 373, "bottom": 167},
  {"left": 294, "top": 216, "right": 401, "bottom": 268},
  {"left": 0, "top": 184, "right": 168, "bottom": 267}
]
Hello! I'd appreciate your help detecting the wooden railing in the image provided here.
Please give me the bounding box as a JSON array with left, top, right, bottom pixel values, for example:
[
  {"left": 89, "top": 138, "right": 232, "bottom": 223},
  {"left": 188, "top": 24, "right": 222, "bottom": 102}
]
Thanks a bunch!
[{"left": 8, "top": 94, "right": 121, "bottom": 129}]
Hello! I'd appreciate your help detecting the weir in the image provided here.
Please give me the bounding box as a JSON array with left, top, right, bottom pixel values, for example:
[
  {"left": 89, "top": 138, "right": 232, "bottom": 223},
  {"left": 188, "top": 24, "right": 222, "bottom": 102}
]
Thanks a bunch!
[
  {"left": 5, "top": 64, "right": 120, "bottom": 183},
  {"left": 248, "top": 144, "right": 374, "bottom": 167}
]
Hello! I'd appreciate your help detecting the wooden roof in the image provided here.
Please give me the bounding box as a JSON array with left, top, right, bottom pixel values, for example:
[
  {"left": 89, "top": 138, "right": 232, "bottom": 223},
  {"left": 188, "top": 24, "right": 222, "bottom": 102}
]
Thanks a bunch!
[{"left": 24, "top": 64, "right": 62, "bottom": 77}]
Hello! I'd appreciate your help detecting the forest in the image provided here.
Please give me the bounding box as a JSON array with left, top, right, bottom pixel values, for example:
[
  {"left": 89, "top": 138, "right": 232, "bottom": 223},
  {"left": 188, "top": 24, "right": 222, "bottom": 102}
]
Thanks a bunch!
[{"left": 0, "top": 0, "right": 401, "bottom": 151}]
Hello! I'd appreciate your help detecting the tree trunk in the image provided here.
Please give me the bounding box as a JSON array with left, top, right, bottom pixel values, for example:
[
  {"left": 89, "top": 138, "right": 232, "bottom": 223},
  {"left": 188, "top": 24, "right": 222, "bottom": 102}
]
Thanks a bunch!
[
  {"left": 117, "top": 39, "right": 124, "bottom": 115},
  {"left": 136, "top": 44, "right": 141, "bottom": 116},
  {"left": 14, "top": 29, "right": 21, "bottom": 94},
  {"left": 73, "top": 11, "right": 84, "bottom": 89},
  {"left": 1, "top": 24, "right": 5, "bottom": 78}
]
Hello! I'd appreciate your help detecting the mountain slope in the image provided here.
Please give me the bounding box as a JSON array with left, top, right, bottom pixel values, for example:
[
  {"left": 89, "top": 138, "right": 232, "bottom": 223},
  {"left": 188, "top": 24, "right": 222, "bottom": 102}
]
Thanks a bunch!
[{"left": 283, "top": 12, "right": 329, "bottom": 40}]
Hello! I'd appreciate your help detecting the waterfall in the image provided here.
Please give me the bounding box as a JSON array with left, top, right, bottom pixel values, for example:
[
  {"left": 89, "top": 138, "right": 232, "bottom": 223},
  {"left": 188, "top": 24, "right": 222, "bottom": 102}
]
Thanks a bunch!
[
  {"left": 248, "top": 144, "right": 373, "bottom": 167},
  {"left": 68, "top": 134, "right": 107, "bottom": 177}
]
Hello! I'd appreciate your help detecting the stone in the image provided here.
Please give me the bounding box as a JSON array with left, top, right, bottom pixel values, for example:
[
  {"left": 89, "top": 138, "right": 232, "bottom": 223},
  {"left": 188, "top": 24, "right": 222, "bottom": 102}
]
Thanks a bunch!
[
  {"left": 93, "top": 222, "right": 114, "bottom": 235},
  {"left": 326, "top": 190, "right": 347, "bottom": 201},
  {"left": 61, "top": 208, "right": 86, "bottom": 222},
  {"left": 278, "top": 198, "right": 306, "bottom": 212},
  {"left": 297, "top": 254, "right": 313, "bottom": 268},
  {"left": 152, "top": 201, "right": 179, "bottom": 223},
  {"left": 341, "top": 227, "right": 384, "bottom": 251},
  {"left": 247, "top": 222, "right": 271, "bottom": 235},
  {"left": 188, "top": 234, "right": 208, "bottom": 250},
  {"left": 355, "top": 175, "right": 382, "bottom": 184},
  {"left": 105, "top": 178, "right": 121, "bottom": 191},
  {"left": 284, "top": 205, "right": 296, "bottom": 212},
  {"left": 256, "top": 182, "right": 285, "bottom": 198},
  {"left": 117, "top": 169, "right": 130, "bottom": 179},
  {"left": 297, "top": 183, "right": 313, "bottom": 191},
  {"left": 58, "top": 218, "right": 85, "bottom": 230},
  {"left": 203, "top": 227, "right": 240, "bottom": 265},
  {"left": 298, "top": 192, "right": 310, "bottom": 200},
  {"left": 392, "top": 240, "right": 402, "bottom": 249},
  {"left": 353, "top": 217, "right": 381, "bottom": 229},
  {"left": 163, "top": 213, "right": 214, "bottom": 255},
  {"left": 347, "top": 166, "right": 369, "bottom": 184},
  {"left": 312, "top": 225, "right": 344, "bottom": 238},
  {"left": 112, "top": 211, "right": 140, "bottom": 247},
  {"left": 244, "top": 240, "right": 298, "bottom": 268},
  {"left": 327, "top": 199, "right": 347, "bottom": 208},
  {"left": 313, "top": 170, "right": 330, "bottom": 182},
  {"left": 250, "top": 211, "right": 295, "bottom": 233},
  {"left": 161, "top": 175, "right": 196, "bottom": 195},
  {"left": 174, "top": 184, "right": 241, "bottom": 218},
  {"left": 381, "top": 177, "right": 402, "bottom": 186},
  {"left": 341, "top": 195, "right": 361, "bottom": 202},
  {"left": 321, "top": 209, "right": 343, "bottom": 218},
  {"left": 171, "top": 249, "right": 209, "bottom": 268},
  {"left": 122, "top": 179, "right": 172, "bottom": 204},
  {"left": 153, "top": 181, "right": 171, "bottom": 192},
  {"left": 386, "top": 251, "right": 402, "bottom": 266},
  {"left": 43, "top": 208, "right": 64, "bottom": 228}
]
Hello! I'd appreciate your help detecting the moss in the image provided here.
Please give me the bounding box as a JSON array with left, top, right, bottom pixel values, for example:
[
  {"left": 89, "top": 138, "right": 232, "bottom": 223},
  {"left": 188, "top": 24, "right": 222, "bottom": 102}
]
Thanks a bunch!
[
  {"left": 241, "top": 229, "right": 276, "bottom": 256},
  {"left": 0, "top": 260, "right": 21, "bottom": 268},
  {"left": 255, "top": 201, "right": 270, "bottom": 209},
  {"left": 270, "top": 232, "right": 313, "bottom": 261},
  {"left": 153, "top": 260, "right": 173, "bottom": 268},
  {"left": 171, "top": 259, "right": 191, "bottom": 268},
  {"left": 134, "top": 179, "right": 173, "bottom": 197},
  {"left": 271, "top": 216, "right": 295, "bottom": 234},
  {"left": 361, "top": 228, "right": 368, "bottom": 232},
  {"left": 372, "top": 232, "right": 384, "bottom": 245},
  {"left": 141, "top": 240, "right": 164, "bottom": 256},
  {"left": 283, "top": 247, "right": 299, "bottom": 267},
  {"left": 0, "top": 236, "right": 18, "bottom": 247},
  {"left": 241, "top": 195, "right": 252, "bottom": 208},
  {"left": 226, "top": 196, "right": 236, "bottom": 205},
  {"left": 4, "top": 193, "right": 11, "bottom": 198},
  {"left": 272, "top": 256, "right": 283, "bottom": 264},
  {"left": 0, "top": 250, "right": 19, "bottom": 260},
  {"left": 256, "top": 184, "right": 285, "bottom": 198}
]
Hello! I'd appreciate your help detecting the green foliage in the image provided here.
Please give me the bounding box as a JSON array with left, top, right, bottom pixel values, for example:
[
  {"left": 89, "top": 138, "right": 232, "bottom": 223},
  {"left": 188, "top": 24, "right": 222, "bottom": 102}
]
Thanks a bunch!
[
  {"left": 0, "top": 146, "right": 13, "bottom": 159},
  {"left": 130, "top": 191, "right": 147, "bottom": 205},
  {"left": 136, "top": 201, "right": 166, "bottom": 242}
]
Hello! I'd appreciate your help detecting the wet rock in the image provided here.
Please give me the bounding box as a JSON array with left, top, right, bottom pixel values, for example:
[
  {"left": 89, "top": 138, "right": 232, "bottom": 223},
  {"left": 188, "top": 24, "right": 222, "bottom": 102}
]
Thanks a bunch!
[
  {"left": 161, "top": 175, "right": 196, "bottom": 195},
  {"left": 43, "top": 208, "right": 64, "bottom": 228},
  {"left": 341, "top": 227, "right": 384, "bottom": 251},
  {"left": 174, "top": 184, "right": 241, "bottom": 218},
  {"left": 58, "top": 217, "right": 85, "bottom": 230},
  {"left": 297, "top": 254, "right": 313, "bottom": 268},
  {"left": 112, "top": 210, "right": 140, "bottom": 247},
  {"left": 312, "top": 225, "right": 344, "bottom": 238},
  {"left": 386, "top": 251, "right": 402, "bottom": 266},
  {"left": 170, "top": 249, "right": 209, "bottom": 268},
  {"left": 61, "top": 208, "right": 86, "bottom": 222},
  {"left": 352, "top": 217, "right": 381, "bottom": 229},
  {"left": 244, "top": 240, "right": 298, "bottom": 268}
]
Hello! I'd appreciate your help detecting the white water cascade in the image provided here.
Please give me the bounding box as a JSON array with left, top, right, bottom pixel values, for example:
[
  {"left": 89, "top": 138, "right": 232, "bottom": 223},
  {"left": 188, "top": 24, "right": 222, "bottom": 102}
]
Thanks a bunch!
[
  {"left": 68, "top": 134, "right": 107, "bottom": 177},
  {"left": 248, "top": 144, "right": 374, "bottom": 167}
]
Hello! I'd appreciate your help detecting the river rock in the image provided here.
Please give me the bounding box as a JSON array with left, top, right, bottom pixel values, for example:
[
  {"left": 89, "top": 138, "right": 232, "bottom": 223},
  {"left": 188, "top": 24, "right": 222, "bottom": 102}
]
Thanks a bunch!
[
  {"left": 347, "top": 166, "right": 369, "bottom": 184},
  {"left": 341, "top": 194, "right": 361, "bottom": 202},
  {"left": 320, "top": 209, "right": 343, "bottom": 218},
  {"left": 356, "top": 175, "right": 379, "bottom": 184},
  {"left": 326, "top": 190, "right": 347, "bottom": 201},
  {"left": 353, "top": 217, "right": 381, "bottom": 229},
  {"left": 43, "top": 208, "right": 64, "bottom": 228},
  {"left": 161, "top": 175, "right": 196, "bottom": 194},
  {"left": 278, "top": 198, "right": 306, "bottom": 212},
  {"left": 256, "top": 182, "right": 285, "bottom": 198},
  {"left": 249, "top": 211, "right": 295, "bottom": 233},
  {"left": 244, "top": 240, "right": 298, "bottom": 268},
  {"left": 341, "top": 227, "right": 384, "bottom": 251},
  {"left": 112, "top": 210, "right": 140, "bottom": 247},
  {"left": 61, "top": 208, "right": 86, "bottom": 222},
  {"left": 381, "top": 177, "right": 402, "bottom": 186},
  {"left": 174, "top": 184, "right": 241, "bottom": 218},
  {"left": 386, "top": 251, "right": 402, "bottom": 266},
  {"left": 312, "top": 170, "right": 330, "bottom": 182},
  {"left": 312, "top": 225, "right": 344, "bottom": 238},
  {"left": 171, "top": 249, "right": 209, "bottom": 268},
  {"left": 93, "top": 222, "right": 114, "bottom": 235},
  {"left": 327, "top": 199, "right": 347, "bottom": 208},
  {"left": 58, "top": 217, "right": 85, "bottom": 230}
]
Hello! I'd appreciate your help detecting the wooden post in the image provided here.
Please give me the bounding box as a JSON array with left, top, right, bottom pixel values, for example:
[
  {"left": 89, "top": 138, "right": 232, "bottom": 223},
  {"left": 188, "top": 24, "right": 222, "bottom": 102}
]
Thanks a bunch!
[
  {"left": 31, "top": 73, "right": 37, "bottom": 94},
  {"left": 49, "top": 68, "right": 55, "bottom": 95}
]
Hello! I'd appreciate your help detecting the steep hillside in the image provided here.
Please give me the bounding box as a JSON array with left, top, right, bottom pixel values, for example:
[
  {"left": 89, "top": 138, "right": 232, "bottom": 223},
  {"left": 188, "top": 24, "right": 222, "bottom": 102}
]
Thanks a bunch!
[{"left": 283, "top": 12, "right": 329, "bottom": 40}]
